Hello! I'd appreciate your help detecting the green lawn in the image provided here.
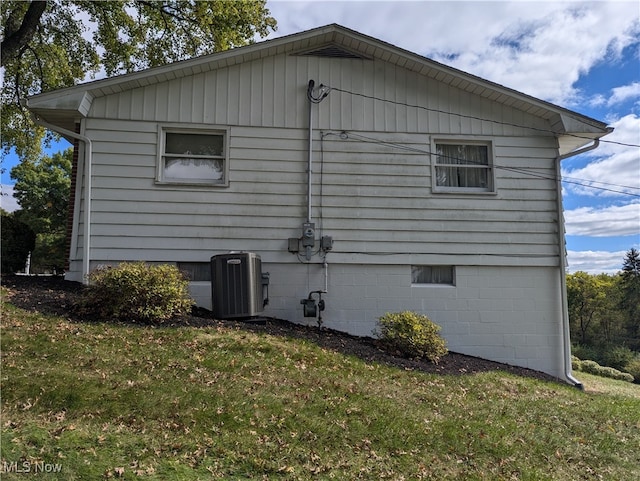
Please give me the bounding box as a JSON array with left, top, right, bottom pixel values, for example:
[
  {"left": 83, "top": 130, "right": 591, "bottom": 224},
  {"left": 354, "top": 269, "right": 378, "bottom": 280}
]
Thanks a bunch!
[{"left": 1, "top": 300, "right": 639, "bottom": 480}]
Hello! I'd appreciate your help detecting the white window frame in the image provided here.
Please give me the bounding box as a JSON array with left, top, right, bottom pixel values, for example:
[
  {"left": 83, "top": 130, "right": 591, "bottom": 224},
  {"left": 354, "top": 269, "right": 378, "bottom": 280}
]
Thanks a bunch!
[
  {"left": 431, "top": 138, "right": 495, "bottom": 194},
  {"left": 156, "top": 124, "right": 230, "bottom": 186},
  {"left": 411, "top": 265, "right": 456, "bottom": 286}
]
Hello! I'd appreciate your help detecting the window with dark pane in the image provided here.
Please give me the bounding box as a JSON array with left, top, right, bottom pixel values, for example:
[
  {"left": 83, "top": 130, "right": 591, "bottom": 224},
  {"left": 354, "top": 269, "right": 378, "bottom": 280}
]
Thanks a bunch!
[{"left": 411, "top": 265, "right": 455, "bottom": 285}]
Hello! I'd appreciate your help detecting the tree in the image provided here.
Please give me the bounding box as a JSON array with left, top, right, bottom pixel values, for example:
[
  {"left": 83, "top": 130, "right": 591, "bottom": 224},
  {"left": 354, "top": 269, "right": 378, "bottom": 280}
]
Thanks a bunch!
[
  {"left": 1, "top": 209, "right": 36, "bottom": 274},
  {"left": 620, "top": 248, "right": 640, "bottom": 348},
  {"left": 10, "top": 148, "right": 72, "bottom": 272},
  {"left": 1, "top": 1, "right": 277, "bottom": 160},
  {"left": 566, "top": 271, "right": 615, "bottom": 345}
]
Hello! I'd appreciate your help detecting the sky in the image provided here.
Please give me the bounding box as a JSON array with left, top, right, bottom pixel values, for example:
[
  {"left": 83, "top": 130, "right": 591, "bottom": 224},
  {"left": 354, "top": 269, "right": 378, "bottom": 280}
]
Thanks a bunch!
[{"left": 1, "top": 0, "right": 638, "bottom": 274}]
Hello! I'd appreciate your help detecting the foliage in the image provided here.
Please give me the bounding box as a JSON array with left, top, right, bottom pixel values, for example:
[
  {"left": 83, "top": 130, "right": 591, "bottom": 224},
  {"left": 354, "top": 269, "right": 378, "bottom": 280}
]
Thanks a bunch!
[
  {"left": 620, "top": 248, "right": 640, "bottom": 349},
  {"left": 10, "top": 148, "right": 71, "bottom": 232},
  {"left": 567, "top": 271, "right": 618, "bottom": 344},
  {"left": 27, "top": 232, "right": 67, "bottom": 274},
  {"left": 571, "top": 355, "right": 583, "bottom": 371},
  {"left": 566, "top": 250, "right": 640, "bottom": 376},
  {"left": 75, "top": 262, "right": 193, "bottom": 324},
  {"left": 574, "top": 359, "right": 634, "bottom": 383},
  {"left": 624, "top": 356, "right": 640, "bottom": 384},
  {"left": 574, "top": 344, "right": 637, "bottom": 372},
  {"left": 9, "top": 148, "right": 72, "bottom": 272},
  {"left": 375, "top": 311, "right": 448, "bottom": 363},
  {"left": 571, "top": 343, "right": 601, "bottom": 364},
  {"left": 0, "top": 209, "right": 36, "bottom": 274},
  {"left": 2, "top": 301, "right": 640, "bottom": 480},
  {"left": 599, "top": 345, "right": 637, "bottom": 372},
  {"left": 1, "top": 0, "right": 277, "bottom": 160}
]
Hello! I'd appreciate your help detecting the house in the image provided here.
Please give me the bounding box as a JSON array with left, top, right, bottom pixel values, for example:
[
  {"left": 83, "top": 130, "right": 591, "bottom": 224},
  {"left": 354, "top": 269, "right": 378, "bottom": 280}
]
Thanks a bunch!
[{"left": 26, "top": 24, "right": 612, "bottom": 384}]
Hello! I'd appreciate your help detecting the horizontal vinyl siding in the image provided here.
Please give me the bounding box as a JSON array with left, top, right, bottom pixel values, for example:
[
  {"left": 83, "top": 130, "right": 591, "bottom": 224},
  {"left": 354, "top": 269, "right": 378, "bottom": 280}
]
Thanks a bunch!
[
  {"left": 312, "top": 131, "right": 559, "bottom": 264},
  {"left": 80, "top": 119, "right": 306, "bottom": 263},
  {"left": 78, "top": 114, "right": 560, "bottom": 267},
  {"left": 76, "top": 53, "right": 563, "bottom": 270}
]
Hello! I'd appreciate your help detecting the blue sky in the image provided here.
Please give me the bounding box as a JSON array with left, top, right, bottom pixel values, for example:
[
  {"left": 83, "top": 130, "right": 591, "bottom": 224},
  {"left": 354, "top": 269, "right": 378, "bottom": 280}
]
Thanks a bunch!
[{"left": 2, "top": 0, "right": 638, "bottom": 274}]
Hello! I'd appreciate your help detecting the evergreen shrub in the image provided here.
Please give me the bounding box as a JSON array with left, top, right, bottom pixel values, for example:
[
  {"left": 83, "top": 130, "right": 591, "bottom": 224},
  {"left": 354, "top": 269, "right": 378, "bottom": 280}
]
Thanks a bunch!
[
  {"left": 375, "top": 311, "right": 448, "bottom": 363},
  {"left": 76, "top": 262, "right": 194, "bottom": 324}
]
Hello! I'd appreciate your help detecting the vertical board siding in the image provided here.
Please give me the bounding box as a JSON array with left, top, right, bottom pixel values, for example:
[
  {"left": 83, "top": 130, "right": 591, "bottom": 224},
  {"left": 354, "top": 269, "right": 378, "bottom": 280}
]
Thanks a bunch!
[
  {"left": 90, "top": 54, "right": 552, "bottom": 136},
  {"left": 80, "top": 53, "right": 561, "bottom": 268}
]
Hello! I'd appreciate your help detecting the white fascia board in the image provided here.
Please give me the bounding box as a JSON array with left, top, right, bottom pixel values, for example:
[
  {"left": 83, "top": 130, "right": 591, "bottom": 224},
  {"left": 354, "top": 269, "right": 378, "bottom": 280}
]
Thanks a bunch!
[{"left": 27, "top": 90, "right": 93, "bottom": 114}]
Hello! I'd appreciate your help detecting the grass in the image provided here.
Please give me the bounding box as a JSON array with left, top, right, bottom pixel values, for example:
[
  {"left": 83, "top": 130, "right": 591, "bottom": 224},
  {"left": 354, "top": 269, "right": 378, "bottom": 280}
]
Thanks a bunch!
[{"left": 1, "top": 299, "right": 639, "bottom": 480}]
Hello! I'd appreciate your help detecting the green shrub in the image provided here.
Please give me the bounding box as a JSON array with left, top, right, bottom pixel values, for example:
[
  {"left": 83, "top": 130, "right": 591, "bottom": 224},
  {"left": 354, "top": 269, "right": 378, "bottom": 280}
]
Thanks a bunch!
[
  {"left": 573, "top": 358, "right": 635, "bottom": 383},
  {"left": 76, "top": 262, "right": 194, "bottom": 324},
  {"left": 624, "top": 357, "right": 640, "bottom": 384},
  {"left": 599, "top": 346, "right": 636, "bottom": 372},
  {"left": 375, "top": 311, "right": 448, "bottom": 363},
  {"left": 578, "top": 360, "right": 601, "bottom": 375},
  {"left": 600, "top": 366, "right": 634, "bottom": 383},
  {"left": 571, "top": 356, "right": 582, "bottom": 371},
  {"left": 571, "top": 344, "right": 600, "bottom": 363}
]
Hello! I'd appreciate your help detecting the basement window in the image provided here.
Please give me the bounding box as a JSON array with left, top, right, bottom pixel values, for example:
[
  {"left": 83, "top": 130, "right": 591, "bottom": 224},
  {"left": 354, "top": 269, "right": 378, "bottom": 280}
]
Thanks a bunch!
[
  {"left": 432, "top": 140, "right": 494, "bottom": 193},
  {"left": 411, "top": 265, "right": 455, "bottom": 286},
  {"left": 157, "top": 126, "right": 229, "bottom": 186},
  {"left": 177, "top": 262, "right": 211, "bottom": 281}
]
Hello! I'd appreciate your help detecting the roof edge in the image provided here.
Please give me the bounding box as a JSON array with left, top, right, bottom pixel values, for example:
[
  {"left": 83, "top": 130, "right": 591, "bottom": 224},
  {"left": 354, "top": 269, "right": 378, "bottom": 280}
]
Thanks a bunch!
[{"left": 26, "top": 23, "right": 611, "bottom": 136}]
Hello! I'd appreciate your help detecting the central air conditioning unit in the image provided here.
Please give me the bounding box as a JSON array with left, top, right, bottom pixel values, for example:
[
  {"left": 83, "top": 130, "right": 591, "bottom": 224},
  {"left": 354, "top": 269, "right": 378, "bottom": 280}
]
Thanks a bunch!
[{"left": 211, "top": 252, "right": 269, "bottom": 319}]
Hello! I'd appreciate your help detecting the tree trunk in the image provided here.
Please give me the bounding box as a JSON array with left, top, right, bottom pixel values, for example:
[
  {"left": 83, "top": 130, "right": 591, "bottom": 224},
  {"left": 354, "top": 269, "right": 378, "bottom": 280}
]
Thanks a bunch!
[{"left": 1, "top": 1, "right": 48, "bottom": 67}]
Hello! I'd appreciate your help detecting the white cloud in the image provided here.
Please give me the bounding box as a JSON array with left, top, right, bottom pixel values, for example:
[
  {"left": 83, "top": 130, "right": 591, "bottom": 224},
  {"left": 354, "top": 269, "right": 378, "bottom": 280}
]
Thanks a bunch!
[
  {"left": 608, "top": 81, "right": 640, "bottom": 106},
  {"left": 565, "top": 201, "right": 640, "bottom": 237},
  {"left": 0, "top": 184, "right": 20, "bottom": 212},
  {"left": 566, "top": 249, "right": 628, "bottom": 274},
  {"left": 562, "top": 114, "right": 640, "bottom": 197},
  {"left": 266, "top": 1, "right": 639, "bottom": 106}
]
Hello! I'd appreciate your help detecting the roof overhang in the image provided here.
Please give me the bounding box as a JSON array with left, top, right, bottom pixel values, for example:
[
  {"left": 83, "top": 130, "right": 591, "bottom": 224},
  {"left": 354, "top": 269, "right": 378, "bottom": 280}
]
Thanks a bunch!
[{"left": 26, "top": 23, "right": 612, "bottom": 147}]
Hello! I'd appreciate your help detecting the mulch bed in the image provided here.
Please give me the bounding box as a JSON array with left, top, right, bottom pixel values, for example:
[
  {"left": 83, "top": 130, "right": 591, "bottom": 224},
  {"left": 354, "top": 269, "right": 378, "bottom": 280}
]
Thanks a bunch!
[{"left": 1, "top": 274, "right": 559, "bottom": 382}]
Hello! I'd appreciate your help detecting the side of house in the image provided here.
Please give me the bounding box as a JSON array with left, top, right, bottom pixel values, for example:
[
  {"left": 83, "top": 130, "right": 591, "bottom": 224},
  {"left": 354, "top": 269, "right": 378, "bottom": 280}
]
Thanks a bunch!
[{"left": 27, "top": 25, "right": 612, "bottom": 380}]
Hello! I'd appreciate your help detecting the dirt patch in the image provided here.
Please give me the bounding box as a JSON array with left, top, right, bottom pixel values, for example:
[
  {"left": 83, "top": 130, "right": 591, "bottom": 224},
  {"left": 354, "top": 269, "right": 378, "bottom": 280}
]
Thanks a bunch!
[{"left": 1, "top": 274, "right": 560, "bottom": 382}]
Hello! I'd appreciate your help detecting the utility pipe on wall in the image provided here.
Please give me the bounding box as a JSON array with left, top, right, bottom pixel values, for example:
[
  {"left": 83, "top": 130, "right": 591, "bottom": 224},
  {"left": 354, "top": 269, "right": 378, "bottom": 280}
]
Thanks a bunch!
[
  {"left": 306, "top": 80, "right": 330, "bottom": 225},
  {"left": 30, "top": 115, "right": 93, "bottom": 284},
  {"left": 307, "top": 81, "right": 314, "bottom": 224}
]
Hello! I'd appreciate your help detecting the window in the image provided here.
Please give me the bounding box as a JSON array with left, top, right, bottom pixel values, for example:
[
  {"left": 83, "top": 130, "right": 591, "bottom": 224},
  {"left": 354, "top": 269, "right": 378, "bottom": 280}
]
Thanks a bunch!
[
  {"left": 412, "top": 265, "right": 455, "bottom": 285},
  {"left": 177, "top": 262, "right": 211, "bottom": 281},
  {"left": 433, "top": 141, "right": 494, "bottom": 192},
  {"left": 158, "top": 127, "right": 228, "bottom": 185}
]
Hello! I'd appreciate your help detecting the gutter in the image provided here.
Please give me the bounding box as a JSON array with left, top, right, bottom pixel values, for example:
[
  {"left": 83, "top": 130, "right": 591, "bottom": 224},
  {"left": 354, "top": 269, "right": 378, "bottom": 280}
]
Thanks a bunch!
[
  {"left": 555, "top": 138, "right": 601, "bottom": 389},
  {"left": 30, "top": 114, "right": 93, "bottom": 285}
]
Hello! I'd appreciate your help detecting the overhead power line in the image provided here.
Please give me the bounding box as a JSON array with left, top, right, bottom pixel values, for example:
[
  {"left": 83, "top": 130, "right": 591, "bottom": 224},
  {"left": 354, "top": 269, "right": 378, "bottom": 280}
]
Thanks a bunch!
[
  {"left": 329, "top": 87, "right": 640, "bottom": 149},
  {"left": 323, "top": 130, "right": 640, "bottom": 198}
]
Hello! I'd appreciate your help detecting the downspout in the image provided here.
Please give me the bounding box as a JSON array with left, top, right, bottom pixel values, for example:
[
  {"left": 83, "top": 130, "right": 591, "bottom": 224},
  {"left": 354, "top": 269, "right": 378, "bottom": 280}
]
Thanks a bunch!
[
  {"left": 555, "top": 138, "right": 600, "bottom": 389},
  {"left": 30, "top": 115, "right": 93, "bottom": 284}
]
